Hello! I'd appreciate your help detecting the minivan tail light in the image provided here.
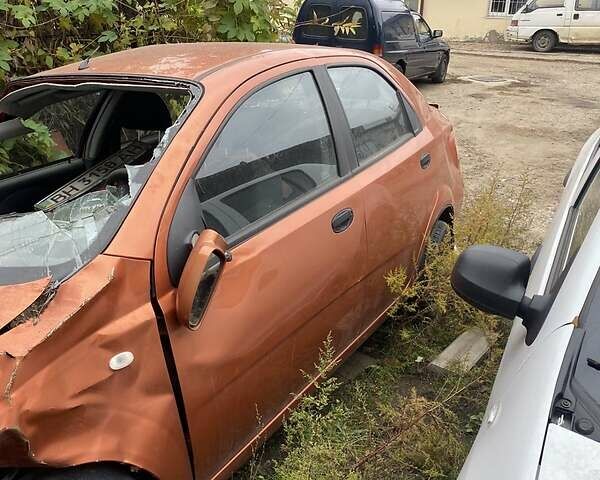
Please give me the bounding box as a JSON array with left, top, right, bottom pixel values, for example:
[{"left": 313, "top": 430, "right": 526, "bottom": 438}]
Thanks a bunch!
[
  {"left": 511, "top": 19, "right": 519, "bottom": 26},
  {"left": 372, "top": 44, "right": 383, "bottom": 56}
]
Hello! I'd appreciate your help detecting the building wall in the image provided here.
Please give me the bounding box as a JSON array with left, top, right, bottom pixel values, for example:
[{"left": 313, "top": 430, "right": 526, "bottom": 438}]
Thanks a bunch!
[{"left": 421, "top": 0, "right": 513, "bottom": 40}]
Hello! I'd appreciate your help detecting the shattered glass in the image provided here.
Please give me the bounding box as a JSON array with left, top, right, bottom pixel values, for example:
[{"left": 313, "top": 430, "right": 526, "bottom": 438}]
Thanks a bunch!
[{"left": 0, "top": 176, "right": 133, "bottom": 273}]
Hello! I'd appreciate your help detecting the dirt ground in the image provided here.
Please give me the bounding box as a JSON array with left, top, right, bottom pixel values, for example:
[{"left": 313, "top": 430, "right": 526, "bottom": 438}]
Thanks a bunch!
[{"left": 416, "top": 52, "right": 599, "bottom": 241}]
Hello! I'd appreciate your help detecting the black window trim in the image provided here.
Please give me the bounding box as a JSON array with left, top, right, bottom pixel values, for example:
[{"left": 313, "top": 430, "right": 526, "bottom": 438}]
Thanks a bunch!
[{"left": 323, "top": 61, "right": 422, "bottom": 173}]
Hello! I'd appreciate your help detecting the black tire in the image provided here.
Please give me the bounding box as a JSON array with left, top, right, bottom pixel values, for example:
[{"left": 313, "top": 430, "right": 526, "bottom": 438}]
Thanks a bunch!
[
  {"left": 532, "top": 30, "right": 557, "bottom": 53},
  {"left": 4, "top": 464, "right": 147, "bottom": 480},
  {"left": 397, "top": 61, "right": 406, "bottom": 76},
  {"left": 431, "top": 55, "right": 448, "bottom": 84},
  {"left": 430, "top": 220, "right": 450, "bottom": 246},
  {"left": 417, "top": 220, "right": 450, "bottom": 272}
]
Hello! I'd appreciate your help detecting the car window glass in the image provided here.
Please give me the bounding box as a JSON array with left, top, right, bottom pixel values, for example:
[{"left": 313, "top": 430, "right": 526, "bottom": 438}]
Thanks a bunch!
[
  {"left": 414, "top": 15, "right": 431, "bottom": 37},
  {"left": 302, "top": 4, "right": 332, "bottom": 37},
  {"left": 530, "top": 0, "right": 565, "bottom": 8},
  {"left": 560, "top": 168, "right": 600, "bottom": 276},
  {"left": 195, "top": 72, "right": 338, "bottom": 239},
  {"left": 328, "top": 67, "right": 414, "bottom": 165},
  {"left": 0, "top": 92, "right": 103, "bottom": 178},
  {"left": 576, "top": 0, "right": 600, "bottom": 10},
  {"left": 382, "top": 12, "right": 416, "bottom": 42},
  {"left": 336, "top": 7, "right": 368, "bottom": 39}
]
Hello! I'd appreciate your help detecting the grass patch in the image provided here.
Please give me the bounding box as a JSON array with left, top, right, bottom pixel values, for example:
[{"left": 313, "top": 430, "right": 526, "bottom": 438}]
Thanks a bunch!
[{"left": 237, "top": 175, "right": 536, "bottom": 480}]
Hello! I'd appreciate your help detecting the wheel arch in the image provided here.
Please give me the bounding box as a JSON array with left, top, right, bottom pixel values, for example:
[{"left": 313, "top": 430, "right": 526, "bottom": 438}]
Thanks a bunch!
[
  {"left": 397, "top": 58, "right": 407, "bottom": 75},
  {"left": 438, "top": 205, "right": 455, "bottom": 229}
]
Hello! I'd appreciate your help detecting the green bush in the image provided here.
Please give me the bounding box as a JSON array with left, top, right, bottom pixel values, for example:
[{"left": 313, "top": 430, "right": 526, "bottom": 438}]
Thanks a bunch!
[{"left": 0, "top": 0, "right": 299, "bottom": 85}]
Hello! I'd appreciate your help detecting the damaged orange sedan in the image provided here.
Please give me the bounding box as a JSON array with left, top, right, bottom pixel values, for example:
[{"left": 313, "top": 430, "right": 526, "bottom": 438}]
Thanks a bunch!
[{"left": 0, "top": 43, "right": 462, "bottom": 479}]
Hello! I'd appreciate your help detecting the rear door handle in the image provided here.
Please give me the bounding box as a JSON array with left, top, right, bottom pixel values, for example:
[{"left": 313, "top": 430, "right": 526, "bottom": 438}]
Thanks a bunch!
[
  {"left": 574, "top": 13, "right": 580, "bottom": 19},
  {"left": 557, "top": 12, "right": 563, "bottom": 16},
  {"left": 331, "top": 208, "right": 354, "bottom": 233},
  {"left": 420, "top": 153, "right": 432, "bottom": 169}
]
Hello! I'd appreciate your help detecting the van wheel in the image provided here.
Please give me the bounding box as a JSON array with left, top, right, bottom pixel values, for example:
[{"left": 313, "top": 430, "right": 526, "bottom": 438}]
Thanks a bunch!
[
  {"left": 532, "top": 30, "right": 557, "bottom": 52},
  {"left": 397, "top": 62, "right": 406, "bottom": 76},
  {"left": 417, "top": 220, "right": 450, "bottom": 272},
  {"left": 431, "top": 55, "right": 448, "bottom": 83}
]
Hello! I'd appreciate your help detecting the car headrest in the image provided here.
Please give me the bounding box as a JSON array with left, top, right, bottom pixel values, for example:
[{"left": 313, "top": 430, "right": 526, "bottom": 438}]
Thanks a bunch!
[{"left": 114, "top": 91, "right": 172, "bottom": 132}]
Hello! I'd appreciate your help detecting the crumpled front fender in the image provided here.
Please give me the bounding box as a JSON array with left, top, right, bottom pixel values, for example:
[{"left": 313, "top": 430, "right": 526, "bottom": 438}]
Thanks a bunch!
[{"left": 0, "top": 255, "right": 191, "bottom": 479}]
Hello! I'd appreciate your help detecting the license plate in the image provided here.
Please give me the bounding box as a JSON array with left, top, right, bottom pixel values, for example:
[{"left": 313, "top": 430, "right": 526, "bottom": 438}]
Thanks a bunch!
[{"left": 35, "top": 141, "right": 151, "bottom": 212}]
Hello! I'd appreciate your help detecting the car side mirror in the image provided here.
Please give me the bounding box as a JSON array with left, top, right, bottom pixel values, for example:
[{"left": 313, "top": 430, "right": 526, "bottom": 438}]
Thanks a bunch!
[
  {"left": 451, "top": 245, "right": 552, "bottom": 345},
  {"left": 176, "top": 229, "right": 231, "bottom": 330},
  {"left": 432, "top": 29, "right": 443, "bottom": 38}
]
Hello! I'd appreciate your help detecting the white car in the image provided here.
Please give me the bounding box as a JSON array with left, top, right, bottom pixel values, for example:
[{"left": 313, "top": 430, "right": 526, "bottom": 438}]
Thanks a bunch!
[
  {"left": 506, "top": 0, "right": 600, "bottom": 52},
  {"left": 452, "top": 128, "right": 600, "bottom": 480}
]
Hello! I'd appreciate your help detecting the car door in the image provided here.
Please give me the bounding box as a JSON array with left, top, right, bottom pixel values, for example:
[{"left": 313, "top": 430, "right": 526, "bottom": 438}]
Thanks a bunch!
[
  {"left": 459, "top": 130, "right": 600, "bottom": 480},
  {"left": 154, "top": 67, "right": 369, "bottom": 479},
  {"left": 413, "top": 14, "right": 443, "bottom": 76},
  {"left": 517, "top": 0, "right": 569, "bottom": 41},
  {"left": 569, "top": 0, "right": 600, "bottom": 43},
  {"left": 381, "top": 11, "right": 422, "bottom": 78},
  {"left": 326, "top": 64, "right": 440, "bottom": 331}
]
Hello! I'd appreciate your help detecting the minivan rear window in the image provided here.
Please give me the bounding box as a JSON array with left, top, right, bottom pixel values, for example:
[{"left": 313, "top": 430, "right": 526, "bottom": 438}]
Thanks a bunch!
[
  {"left": 302, "top": 4, "right": 332, "bottom": 37},
  {"left": 336, "top": 7, "right": 368, "bottom": 40}
]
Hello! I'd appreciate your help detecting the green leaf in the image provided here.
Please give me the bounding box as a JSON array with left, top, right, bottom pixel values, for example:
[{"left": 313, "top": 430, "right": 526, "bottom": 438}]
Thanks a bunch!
[
  {"left": 98, "top": 30, "right": 118, "bottom": 43},
  {"left": 233, "top": 0, "right": 243, "bottom": 15}
]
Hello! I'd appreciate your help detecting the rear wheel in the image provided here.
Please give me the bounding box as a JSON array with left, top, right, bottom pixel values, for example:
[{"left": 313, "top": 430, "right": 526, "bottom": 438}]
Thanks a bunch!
[
  {"left": 417, "top": 219, "right": 451, "bottom": 273},
  {"left": 532, "top": 30, "right": 557, "bottom": 52},
  {"left": 431, "top": 55, "right": 448, "bottom": 84}
]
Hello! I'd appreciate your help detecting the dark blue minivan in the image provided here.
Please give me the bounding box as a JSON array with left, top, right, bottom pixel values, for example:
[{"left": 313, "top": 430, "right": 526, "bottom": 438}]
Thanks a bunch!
[{"left": 293, "top": 0, "right": 450, "bottom": 83}]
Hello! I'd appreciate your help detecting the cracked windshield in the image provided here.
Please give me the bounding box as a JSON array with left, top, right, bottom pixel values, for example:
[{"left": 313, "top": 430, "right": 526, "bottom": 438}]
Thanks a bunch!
[{"left": 0, "top": 86, "right": 191, "bottom": 284}]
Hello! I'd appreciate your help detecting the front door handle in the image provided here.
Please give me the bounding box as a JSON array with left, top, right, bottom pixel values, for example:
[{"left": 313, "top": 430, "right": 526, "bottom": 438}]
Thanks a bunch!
[
  {"left": 420, "top": 153, "right": 432, "bottom": 169},
  {"left": 574, "top": 13, "right": 580, "bottom": 19},
  {"left": 331, "top": 208, "right": 354, "bottom": 233},
  {"left": 557, "top": 12, "right": 563, "bottom": 16}
]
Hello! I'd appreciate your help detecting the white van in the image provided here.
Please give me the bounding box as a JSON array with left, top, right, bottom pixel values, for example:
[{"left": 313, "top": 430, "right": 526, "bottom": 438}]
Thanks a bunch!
[{"left": 506, "top": 0, "right": 600, "bottom": 52}]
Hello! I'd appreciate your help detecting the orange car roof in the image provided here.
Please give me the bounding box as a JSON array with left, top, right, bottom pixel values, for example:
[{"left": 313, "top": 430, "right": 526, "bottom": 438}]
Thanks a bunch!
[{"left": 30, "top": 42, "right": 350, "bottom": 82}]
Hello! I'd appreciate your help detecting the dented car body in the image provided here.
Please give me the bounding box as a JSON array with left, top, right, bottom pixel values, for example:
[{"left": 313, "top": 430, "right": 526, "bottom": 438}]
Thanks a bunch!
[{"left": 0, "top": 43, "right": 463, "bottom": 479}]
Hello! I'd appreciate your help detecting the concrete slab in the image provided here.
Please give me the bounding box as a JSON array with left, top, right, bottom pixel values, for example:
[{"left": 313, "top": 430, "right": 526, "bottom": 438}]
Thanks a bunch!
[{"left": 428, "top": 327, "right": 489, "bottom": 375}]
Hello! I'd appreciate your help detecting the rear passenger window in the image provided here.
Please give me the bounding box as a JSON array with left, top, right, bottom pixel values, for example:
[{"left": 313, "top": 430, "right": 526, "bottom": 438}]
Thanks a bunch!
[
  {"left": 382, "top": 12, "right": 416, "bottom": 42},
  {"left": 195, "top": 72, "right": 338, "bottom": 239},
  {"left": 328, "top": 67, "right": 414, "bottom": 165}
]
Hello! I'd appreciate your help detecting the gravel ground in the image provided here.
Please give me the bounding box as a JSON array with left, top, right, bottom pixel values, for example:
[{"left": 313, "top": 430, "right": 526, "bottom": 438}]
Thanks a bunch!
[{"left": 416, "top": 51, "right": 600, "bottom": 241}]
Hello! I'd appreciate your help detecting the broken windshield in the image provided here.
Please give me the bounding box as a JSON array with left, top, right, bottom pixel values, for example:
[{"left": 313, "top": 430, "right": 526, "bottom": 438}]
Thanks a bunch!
[{"left": 0, "top": 82, "right": 193, "bottom": 285}]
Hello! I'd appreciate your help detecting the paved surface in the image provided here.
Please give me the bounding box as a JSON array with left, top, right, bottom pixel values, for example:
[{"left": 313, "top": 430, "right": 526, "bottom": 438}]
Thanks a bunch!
[{"left": 417, "top": 50, "right": 600, "bottom": 239}]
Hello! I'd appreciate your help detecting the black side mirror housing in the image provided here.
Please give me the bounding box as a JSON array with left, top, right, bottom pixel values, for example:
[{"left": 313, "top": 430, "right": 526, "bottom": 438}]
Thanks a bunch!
[
  {"left": 451, "top": 245, "right": 530, "bottom": 319},
  {"left": 451, "top": 245, "right": 552, "bottom": 345},
  {"left": 432, "top": 29, "right": 443, "bottom": 38}
]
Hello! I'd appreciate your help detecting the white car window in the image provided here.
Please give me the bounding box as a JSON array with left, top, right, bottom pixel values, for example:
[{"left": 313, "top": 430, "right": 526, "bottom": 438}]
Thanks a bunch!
[{"left": 554, "top": 165, "right": 600, "bottom": 285}]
